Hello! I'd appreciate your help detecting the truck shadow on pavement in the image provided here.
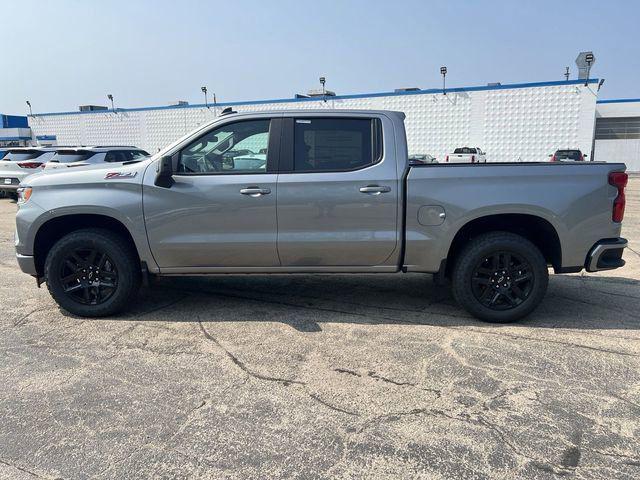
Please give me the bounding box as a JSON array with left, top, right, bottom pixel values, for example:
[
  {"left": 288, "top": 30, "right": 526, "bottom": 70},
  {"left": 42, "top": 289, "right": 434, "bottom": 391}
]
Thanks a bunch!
[{"left": 115, "top": 273, "right": 640, "bottom": 332}]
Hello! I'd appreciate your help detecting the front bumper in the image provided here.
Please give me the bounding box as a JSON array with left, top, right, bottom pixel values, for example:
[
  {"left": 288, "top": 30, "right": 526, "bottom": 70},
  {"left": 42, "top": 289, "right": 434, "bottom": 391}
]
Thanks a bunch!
[
  {"left": 585, "top": 238, "right": 627, "bottom": 272},
  {"left": 16, "top": 253, "right": 37, "bottom": 276}
]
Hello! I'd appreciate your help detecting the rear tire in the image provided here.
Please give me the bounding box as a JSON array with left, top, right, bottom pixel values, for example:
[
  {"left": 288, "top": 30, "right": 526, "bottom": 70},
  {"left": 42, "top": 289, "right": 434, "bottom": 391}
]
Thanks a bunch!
[
  {"left": 45, "top": 228, "right": 141, "bottom": 317},
  {"left": 451, "top": 232, "right": 548, "bottom": 323}
]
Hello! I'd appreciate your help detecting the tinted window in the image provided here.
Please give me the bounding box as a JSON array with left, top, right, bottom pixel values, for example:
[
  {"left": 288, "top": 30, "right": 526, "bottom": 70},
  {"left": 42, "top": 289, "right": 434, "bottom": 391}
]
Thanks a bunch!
[
  {"left": 555, "top": 150, "right": 582, "bottom": 160},
  {"left": 293, "top": 118, "right": 381, "bottom": 172},
  {"left": 595, "top": 117, "right": 640, "bottom": 140},
  {"left": 2, "top": 150, "right": 45, "bottom": 161},
  {"left": 105, "top": 150, "right": 148, "bottom": 163},
  {"left": 453, "top": 147, "right": 477, "bottom": 154},
  {"left": 178, "top": 120, "right": 271, "bottom": 174},
  {"left": 51, "top": 151, "right": 95, "bottom": 163}
]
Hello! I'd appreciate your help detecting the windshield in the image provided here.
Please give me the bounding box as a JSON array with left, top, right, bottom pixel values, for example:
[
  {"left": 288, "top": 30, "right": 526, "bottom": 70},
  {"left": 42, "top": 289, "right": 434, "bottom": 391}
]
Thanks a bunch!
[
  {"left": 2, "top": 150, "right": 45, "bottom": 161},
  {"left": 453, "top": 147, "right": 477, "bottom": 154}
]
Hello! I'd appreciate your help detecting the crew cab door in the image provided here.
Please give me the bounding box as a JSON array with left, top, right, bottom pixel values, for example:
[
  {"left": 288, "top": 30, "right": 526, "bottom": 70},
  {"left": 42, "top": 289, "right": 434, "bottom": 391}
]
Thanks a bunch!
[
  {"left": 276, "top": 115, "right": 399, "bottom": 267},
  {"left": 143, "top": 118, "right": 281, "bottom": 269}
]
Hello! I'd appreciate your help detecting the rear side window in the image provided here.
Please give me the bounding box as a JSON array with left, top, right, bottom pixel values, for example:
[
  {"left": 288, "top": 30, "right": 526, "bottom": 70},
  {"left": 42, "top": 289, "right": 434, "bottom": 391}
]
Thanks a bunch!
[{"left": 293, "top": 118, "right": 382, "bottom": 172}]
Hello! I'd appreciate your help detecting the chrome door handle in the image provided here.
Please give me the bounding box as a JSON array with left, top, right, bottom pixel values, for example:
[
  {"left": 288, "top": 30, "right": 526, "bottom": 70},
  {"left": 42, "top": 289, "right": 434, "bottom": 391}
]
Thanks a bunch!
[
  {"left": 240, "top": 187, "right": 271, "bottom": 197},
  {"left": 359, "top": 185, "right": 391, "bottom": 195}
]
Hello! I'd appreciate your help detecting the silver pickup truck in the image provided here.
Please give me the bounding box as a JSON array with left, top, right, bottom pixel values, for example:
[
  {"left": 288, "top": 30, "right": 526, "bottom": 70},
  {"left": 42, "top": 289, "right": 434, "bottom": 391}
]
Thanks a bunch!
[{"left": 14, "top": 109, "right": 629, "bottom": 322}]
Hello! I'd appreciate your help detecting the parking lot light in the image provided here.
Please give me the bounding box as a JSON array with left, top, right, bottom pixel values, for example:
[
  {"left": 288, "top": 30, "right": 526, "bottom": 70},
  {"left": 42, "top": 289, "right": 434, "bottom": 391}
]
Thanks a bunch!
[
  {"left": 440, "top": 66, "right": 447, "bottom": 95},
  {"left": 26, "top": 100, "right": 32, "bottom": 116},
  {"left": 107, "top": 94, "right": 115, "bottom": 113},
  {"left": 201, "top": 86, "right": 209, "bottom": 108}
]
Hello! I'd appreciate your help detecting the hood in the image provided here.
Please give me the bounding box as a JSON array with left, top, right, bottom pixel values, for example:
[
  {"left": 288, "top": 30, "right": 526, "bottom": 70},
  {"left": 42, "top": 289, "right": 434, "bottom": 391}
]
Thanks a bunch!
[{"left": 24, "top": 159, "right": 151, "bottom": 188}]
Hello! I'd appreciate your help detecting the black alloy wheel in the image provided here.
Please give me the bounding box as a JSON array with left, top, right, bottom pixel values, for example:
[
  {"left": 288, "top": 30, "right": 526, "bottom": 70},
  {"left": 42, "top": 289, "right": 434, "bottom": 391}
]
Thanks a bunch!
[
  {"left": 59, "top": 247, "right": 118, "bottom": 305},
  {"left": 471, "top": 251, "right": 533, "bottom": 311}
]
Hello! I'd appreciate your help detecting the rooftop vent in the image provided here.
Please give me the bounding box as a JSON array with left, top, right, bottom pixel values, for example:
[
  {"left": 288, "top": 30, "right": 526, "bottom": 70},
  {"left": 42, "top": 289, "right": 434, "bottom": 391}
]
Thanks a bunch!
[
  {"left": 169, "top": 100, "right": 189, "bottom": 106},
  {"left": 395, "top": 87, "right": 420, "bottom": 92},
  {"left": 79, "top": 105, "right": 108, "bottom": 112},
  {"left": 487, "top": 82, "right": 502, "bottom": 86},
  {"left": 306, "top": 89, "right": 336, "bottom": 97}
]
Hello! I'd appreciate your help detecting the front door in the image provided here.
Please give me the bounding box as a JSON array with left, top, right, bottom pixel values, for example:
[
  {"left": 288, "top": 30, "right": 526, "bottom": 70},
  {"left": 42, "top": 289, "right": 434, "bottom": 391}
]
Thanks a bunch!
[
  {"left": 143, "top": 118, "right": 280, "bottom": 269},
  {"left": 276, "top": 116, "right": 399, "bottom": 267}
]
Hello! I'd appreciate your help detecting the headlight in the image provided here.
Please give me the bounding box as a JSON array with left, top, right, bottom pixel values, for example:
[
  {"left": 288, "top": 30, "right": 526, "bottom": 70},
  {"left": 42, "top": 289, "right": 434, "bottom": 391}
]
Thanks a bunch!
[{"left": 16, "top": 187, "right": 32, "bottom": 204}]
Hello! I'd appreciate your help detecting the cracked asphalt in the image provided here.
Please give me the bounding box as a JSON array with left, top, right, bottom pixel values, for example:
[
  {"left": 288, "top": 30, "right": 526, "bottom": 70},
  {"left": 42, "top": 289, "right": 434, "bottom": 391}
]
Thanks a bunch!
[{"left": 1, "top": 178, "right": 639, "bottom": 479}]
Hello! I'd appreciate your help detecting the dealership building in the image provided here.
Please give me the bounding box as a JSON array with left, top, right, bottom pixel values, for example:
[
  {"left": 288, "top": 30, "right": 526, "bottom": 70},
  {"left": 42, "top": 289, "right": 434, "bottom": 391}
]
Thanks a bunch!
[{"left": 13, "top": 79, "right": 640, "bottom": 172}]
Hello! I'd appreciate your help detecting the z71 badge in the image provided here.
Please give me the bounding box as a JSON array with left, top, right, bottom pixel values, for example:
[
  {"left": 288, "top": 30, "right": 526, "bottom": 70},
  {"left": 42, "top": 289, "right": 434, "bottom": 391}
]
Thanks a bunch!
[{"left": 105, "top": 171, "right": 138, "bottom": 179}]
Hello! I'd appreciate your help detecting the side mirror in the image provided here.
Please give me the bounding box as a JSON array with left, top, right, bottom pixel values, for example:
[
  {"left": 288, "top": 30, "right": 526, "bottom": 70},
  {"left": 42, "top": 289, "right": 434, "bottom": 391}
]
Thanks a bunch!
[
  {"left": 584, "top": 154, "right": 588, "bottom": 157},
  {"left": 155, "top": 155, "right": 174, "bottom": 188}
]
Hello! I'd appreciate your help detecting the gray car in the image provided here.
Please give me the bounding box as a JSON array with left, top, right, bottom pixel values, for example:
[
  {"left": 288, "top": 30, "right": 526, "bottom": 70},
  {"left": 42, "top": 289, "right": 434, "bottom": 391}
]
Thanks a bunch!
[{"left": 14, "top": 110, "right": 628, "bottom": 322}]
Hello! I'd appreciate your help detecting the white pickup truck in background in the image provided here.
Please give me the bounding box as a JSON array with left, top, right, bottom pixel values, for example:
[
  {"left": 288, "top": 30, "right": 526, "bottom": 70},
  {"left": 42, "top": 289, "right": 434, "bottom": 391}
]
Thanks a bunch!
[{"left": 445, "top": 147, "right": 487, "bottom": 163}]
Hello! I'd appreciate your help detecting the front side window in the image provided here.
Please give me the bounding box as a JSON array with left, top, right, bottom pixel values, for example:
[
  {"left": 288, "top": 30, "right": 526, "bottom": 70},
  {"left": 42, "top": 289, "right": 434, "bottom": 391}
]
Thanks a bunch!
[
  {"left": 293, "top": 118, "right": 381, "bottom": 172},
  {"left": 177, "top": 120, "right": 271, "bottom": 174}
]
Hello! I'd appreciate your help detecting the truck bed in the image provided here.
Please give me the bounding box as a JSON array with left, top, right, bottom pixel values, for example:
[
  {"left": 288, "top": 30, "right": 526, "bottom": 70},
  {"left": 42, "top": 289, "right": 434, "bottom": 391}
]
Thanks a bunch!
[{"left": 403, "top": 161, "right": 626, "bottom": 272}]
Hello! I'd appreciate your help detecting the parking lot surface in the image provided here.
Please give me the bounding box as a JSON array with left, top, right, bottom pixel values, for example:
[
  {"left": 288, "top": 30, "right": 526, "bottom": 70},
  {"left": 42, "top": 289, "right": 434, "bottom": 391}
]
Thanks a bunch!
[{"left": 1, "top": 178, "right": 639, "bottom": 479}]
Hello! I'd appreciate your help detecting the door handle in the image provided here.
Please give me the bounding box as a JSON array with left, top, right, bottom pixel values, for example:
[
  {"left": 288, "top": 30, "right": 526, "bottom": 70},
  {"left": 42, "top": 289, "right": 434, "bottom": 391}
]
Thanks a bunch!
[
  {"left": 240, "top": 187, "right": 271, "bottom": 197},
  {"left": 359, "top": 185, "right": 391, "bottom": 195}
]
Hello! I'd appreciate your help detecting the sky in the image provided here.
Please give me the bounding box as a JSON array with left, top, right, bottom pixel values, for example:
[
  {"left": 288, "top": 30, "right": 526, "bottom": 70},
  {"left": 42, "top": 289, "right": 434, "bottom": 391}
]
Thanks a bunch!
[{"left": 1, "top": 0, "right": 638, "bottom": 115}]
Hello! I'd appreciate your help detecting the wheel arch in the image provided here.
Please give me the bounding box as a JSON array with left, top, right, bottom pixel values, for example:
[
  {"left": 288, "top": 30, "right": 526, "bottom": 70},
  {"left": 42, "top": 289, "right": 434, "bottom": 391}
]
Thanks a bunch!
[
  {"left": 444, "top": 213, "right": 562, "bottom": 277},
  {"left": 33, "top": 214, "right": 140, "bottom": 277}
]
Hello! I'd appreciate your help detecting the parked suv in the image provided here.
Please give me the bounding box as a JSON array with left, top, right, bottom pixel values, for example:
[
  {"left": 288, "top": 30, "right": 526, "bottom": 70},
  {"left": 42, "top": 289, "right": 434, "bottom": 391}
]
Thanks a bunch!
[
  {"left": 0, "top": 147, "right": 60, "bottom": 196},
  {"left": 43, "top": 146, "right": 149, "bottom": 172}
]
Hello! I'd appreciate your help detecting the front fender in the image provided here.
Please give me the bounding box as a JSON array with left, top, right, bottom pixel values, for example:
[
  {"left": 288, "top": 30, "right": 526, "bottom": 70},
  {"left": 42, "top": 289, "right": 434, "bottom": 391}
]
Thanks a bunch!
[{"left": 16, "top": 182, "right": 159, "bottom": 273}]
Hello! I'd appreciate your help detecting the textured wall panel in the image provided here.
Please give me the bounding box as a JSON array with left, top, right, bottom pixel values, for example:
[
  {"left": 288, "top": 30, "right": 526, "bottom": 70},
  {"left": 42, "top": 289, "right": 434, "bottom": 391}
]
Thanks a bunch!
[{"left": 28, "top": 82, "right": 598, "bottom": 162}]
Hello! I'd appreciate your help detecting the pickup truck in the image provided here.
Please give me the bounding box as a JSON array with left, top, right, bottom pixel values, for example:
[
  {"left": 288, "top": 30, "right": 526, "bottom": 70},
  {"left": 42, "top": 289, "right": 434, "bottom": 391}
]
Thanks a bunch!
[
  {"left": 14, "top": 109, "right": 629, "bottom": 323},
  {"left": 446, "top": 147, "right": 487, "bottom": 163}
]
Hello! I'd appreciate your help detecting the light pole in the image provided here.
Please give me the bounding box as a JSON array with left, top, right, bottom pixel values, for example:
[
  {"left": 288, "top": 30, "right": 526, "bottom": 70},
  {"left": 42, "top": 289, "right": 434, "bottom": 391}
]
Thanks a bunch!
[
  {"left": 26, "top": 100, "right": 32, "bottom": 116},
  {"left": 584, "top": 52, "right": 594, "bottom": 86},
  {"left": 440, "top": 66, "right": 447, "bottom": 95},
  {"left": 564, "top": 67, "right": 570, "bottom": 81},
  {"left": 201, "top": 86, "right": 209, "bottom": 108},
  {"left": 107, "top": 94, "right": 115, "bottom": 112},
  {"left": 319, "top": 76, "right": 327, "bottom": 102}
]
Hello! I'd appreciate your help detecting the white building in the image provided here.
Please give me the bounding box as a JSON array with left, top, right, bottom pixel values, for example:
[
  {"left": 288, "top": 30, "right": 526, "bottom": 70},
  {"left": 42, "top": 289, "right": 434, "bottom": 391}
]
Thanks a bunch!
[
  {"left": 27, "top": 79, "right": 605, "bottom": 165},
  {"left": 594, "top": 98, "right": 640, "bottom": 172}
]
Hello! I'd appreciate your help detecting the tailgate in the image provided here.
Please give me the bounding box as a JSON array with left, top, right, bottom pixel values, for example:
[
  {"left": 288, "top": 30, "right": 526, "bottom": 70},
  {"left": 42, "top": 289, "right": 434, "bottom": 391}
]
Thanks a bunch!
[{"left": 0, "top": 161, "right": 24, "bottom": 173}]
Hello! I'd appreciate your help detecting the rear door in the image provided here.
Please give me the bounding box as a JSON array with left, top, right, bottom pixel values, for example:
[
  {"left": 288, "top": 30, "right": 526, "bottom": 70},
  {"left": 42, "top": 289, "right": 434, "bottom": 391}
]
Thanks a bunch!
[
  {"left": 276, "top": 115, "right": 399, "bottom": 267},
  {"left": 143, "top": 117, "right": 281, "bottom": 269}
]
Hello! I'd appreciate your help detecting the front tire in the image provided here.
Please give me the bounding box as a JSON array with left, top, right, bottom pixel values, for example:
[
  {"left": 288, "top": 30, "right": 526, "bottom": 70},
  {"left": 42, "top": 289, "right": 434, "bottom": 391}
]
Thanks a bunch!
[
  {"left": 45, "top": 228, "right": 141, "bottom": 317},
  {"left": 451, "top": 232, "right": 548, "bottom": 323}
]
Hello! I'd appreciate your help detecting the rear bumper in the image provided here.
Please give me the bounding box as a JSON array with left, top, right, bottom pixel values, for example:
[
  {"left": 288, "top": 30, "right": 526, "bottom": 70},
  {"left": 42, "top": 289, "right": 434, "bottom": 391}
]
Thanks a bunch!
[
  {"left": 0, "top": 172, "right": 33, "bottom": 191},
  {"left": 16, "top": 253, "right": 37, "bottom": 276},
  {"left": 585, "top": 238, "right": 627, "bottom": 272},
  {"left": 0, "top": 182, "right": 19, "bottom": 192}
]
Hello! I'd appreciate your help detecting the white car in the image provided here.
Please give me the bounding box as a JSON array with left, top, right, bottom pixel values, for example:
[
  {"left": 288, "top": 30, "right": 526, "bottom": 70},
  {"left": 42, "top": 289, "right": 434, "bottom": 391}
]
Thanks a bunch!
[
  {"left": 445, "top": 147, "right": 487, "bottom": 163},
  {"left": 0, "top": 147, "right": 60, "bottom": 196},
  {"left": 42, "top": 146, "right": 149, "bottom": 173}
]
